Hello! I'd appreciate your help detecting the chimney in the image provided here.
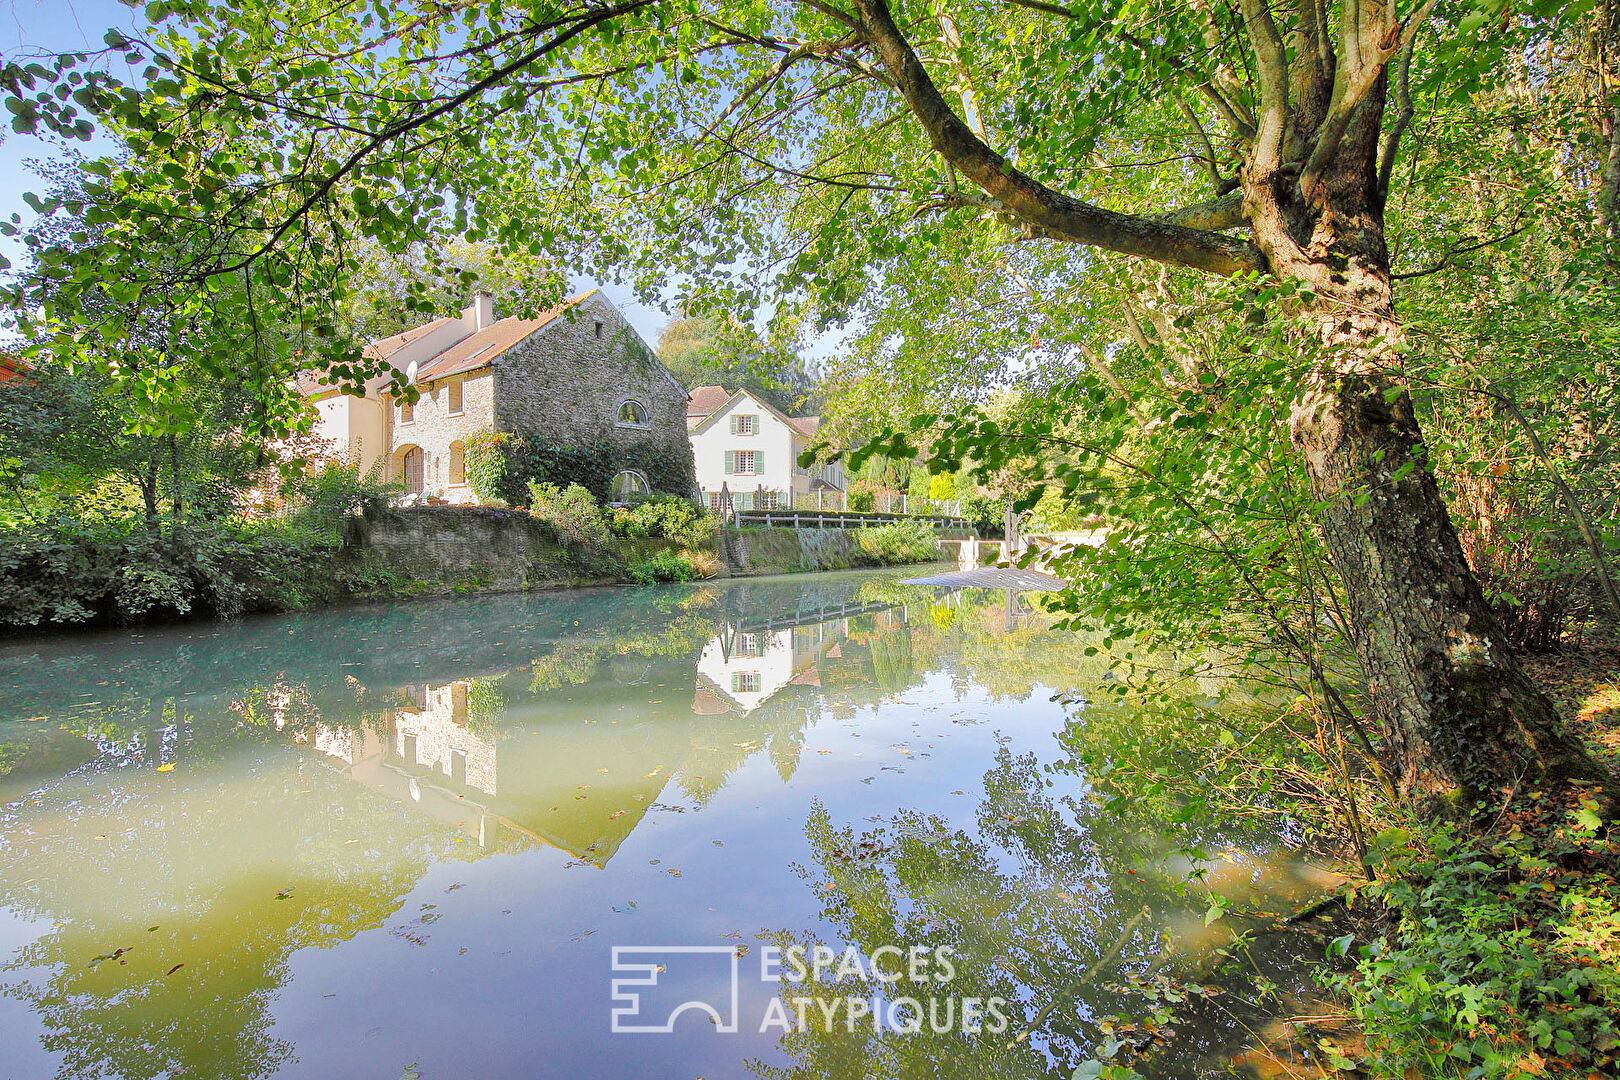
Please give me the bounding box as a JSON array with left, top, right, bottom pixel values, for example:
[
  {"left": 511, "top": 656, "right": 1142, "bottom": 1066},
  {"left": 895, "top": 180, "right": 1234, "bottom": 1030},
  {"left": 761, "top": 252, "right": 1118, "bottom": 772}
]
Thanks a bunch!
[{"left": 462, "top": 292, "right": 494, "bottom": 332}]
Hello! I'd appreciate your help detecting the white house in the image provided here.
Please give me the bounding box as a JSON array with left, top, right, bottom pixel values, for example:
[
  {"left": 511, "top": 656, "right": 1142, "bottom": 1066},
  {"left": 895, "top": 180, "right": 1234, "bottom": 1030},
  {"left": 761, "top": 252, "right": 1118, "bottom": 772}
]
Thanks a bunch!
[{"left": 685, "top": 386, "right": 845, "bottom": 511}]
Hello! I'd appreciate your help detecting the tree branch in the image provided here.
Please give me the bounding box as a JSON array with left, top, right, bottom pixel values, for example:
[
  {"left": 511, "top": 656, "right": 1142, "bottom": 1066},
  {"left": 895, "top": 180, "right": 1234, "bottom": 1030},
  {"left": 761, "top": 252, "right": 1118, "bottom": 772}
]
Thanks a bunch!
[
  {"left": 1239, "top": 0, "right": 1290, "bottom": 170},
  {"left": 1388, "top": 222, "right": 1529, "bottom": 279},
  {"left": 851, "top": 0, "right": 1264, "bottom": 275},
  {"left": 210, "top": 0, "right": 650, "bottom": 279},
  {"left": 1302, "top": 0, "right": 1436, "bottom": 200},
  {"left": 1151, "top": 192, "right": 1247, "bottom": 231},
  {"left": 1377, "top": 13, "right": 1420, "bottom": 197}
]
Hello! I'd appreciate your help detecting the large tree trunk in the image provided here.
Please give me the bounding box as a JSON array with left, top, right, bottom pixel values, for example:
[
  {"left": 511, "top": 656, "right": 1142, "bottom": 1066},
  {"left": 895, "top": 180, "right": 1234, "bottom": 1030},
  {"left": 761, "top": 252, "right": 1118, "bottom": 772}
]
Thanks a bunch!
[{"left": 1244, "top": 87, "right": 1612, "bottom": 805}]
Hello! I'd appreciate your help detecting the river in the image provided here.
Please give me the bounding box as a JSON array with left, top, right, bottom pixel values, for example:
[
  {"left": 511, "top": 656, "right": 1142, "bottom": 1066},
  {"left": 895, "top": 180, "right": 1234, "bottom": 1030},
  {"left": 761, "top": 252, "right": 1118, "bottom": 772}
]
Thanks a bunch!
[{"left": 0, "top": 570, "right": 1335, "bottom": 1080}]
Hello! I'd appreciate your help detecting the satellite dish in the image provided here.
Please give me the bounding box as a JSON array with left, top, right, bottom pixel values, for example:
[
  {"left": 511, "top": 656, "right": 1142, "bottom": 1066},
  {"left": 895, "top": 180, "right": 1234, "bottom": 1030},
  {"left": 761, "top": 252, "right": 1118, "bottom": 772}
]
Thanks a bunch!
[{"left": 404, "top": 359, "right": 419, "bottom": 384}]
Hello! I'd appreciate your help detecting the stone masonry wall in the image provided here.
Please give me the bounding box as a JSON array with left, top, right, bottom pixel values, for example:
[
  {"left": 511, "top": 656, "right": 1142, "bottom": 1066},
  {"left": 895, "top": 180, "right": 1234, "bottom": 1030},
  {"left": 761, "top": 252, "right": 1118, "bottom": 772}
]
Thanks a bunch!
[
  {"left": 389, "top": 369, "right": 495, "bottom": 501},
  {"left": 492, "top": 292, "right": 696, "bottom": 496},
  {"left": 358, "top": 505, "right": 573, "bottom": 590}
]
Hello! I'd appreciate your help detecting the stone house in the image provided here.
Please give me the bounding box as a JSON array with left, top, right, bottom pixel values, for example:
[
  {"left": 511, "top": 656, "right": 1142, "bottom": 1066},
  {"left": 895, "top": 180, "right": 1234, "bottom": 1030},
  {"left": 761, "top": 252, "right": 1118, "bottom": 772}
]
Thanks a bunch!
[
  {"left": 303, "top": 289, "right": 694, "bottom": 502},
  {"left": 685, "top": 386, "right": 845, "bottom": 511}
]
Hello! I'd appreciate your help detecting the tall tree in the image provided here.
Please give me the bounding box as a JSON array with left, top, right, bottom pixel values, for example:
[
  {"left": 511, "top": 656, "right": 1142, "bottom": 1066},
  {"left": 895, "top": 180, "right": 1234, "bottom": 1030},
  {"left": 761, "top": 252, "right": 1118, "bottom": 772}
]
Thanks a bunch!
[
  {"left": 1, "top": 0, "right": 1609, "bottom": 803},
  {"left": 656, "top": 311, "right": 820, "bottom": 414}
]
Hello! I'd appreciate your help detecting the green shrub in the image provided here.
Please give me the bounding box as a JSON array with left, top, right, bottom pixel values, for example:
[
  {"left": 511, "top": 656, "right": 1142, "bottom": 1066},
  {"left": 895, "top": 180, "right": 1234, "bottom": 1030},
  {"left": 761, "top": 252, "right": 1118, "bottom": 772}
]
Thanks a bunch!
[
  {"left": 527, "top": 481, "right": 613, "bottom": 551},
  {"left": 627, "top": 548, "right": 701, "bottom": 584},
  {"left": 465, "top": 431, "right": 529, "bottom": 505},
  {"left": 854, "top": 519, "right": 940, "bottom": 565},
  {"left": 609, "top": 496, "right": 715, "bottom": 549},
  {"left": 0, "top": 516, "right": 343, "bottom": 628},
  {"left": 286, "top": 459, "right": 398, "bottom": 537},
  {"left": 1333, "top": 814, "right": 1620, "bottom": 1079}
]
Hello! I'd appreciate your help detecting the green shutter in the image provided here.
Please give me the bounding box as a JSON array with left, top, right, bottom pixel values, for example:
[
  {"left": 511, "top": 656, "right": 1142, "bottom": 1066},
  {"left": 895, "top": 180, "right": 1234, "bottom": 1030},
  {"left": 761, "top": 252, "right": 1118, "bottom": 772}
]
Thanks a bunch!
[
  {"left": 754, "top": 450, "right": 763, "bottom": 474},
  {"left": 729, "top": 415, "right": 738, "bottom": 434},
  {"left": 724, "top": 449, "right": 735, "bottom": 475}
]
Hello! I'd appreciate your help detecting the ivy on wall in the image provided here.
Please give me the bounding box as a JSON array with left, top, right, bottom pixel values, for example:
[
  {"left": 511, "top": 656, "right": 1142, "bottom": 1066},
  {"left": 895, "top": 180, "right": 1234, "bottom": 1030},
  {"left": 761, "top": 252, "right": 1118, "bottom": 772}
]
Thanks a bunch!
[{"left": 464, "top": 430, "right": 693, "bottom": 506}]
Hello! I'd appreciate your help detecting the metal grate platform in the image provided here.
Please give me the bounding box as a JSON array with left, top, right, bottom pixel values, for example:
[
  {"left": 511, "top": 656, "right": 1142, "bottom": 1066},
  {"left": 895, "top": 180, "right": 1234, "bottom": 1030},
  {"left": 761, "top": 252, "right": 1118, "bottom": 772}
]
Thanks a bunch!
[{"left": 899, "top": 567, "right": 1068, "bottom": 590}]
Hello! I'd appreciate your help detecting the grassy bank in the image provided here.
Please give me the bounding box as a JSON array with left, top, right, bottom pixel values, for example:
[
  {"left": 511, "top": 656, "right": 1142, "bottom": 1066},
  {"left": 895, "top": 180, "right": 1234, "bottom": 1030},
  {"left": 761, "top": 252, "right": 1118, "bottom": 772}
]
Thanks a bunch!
[
  {"left": 1253, "top": 641, "right": 1620, "bottom": 1079},
  {"left": 1071, "top": 630, "right": 1620, "bottom": 1079}
]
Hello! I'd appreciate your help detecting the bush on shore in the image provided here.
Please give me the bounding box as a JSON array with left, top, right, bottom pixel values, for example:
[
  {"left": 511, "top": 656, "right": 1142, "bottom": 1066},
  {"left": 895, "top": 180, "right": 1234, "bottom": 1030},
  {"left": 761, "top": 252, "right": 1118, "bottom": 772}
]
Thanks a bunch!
[
  {"left": 853, "top": 519, "right": 941, "bottom": 566},
  {"left": 609, "top": 495, "right": 715, "bottom": 549},
  {"left": 627, "top": 549, "right": 702, "bottom": 584},
  {"left": 0, "top": 463, "right": 398, "bottom": 629}
]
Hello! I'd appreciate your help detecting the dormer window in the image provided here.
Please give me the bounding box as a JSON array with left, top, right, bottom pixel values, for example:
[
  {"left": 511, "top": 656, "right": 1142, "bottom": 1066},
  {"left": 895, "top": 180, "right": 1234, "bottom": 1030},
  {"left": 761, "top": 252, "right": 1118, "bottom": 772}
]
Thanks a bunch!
[
  {"left": 731, "top": 414, "right": 757, "bottom": 436},
  {"left": 616, "top": 399, "right": 649, "bottom": 428}
]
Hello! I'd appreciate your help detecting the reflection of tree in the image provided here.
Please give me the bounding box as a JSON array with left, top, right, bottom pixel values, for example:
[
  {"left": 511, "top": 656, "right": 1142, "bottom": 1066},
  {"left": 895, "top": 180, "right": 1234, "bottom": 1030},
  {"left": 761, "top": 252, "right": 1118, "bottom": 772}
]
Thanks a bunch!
[
  {"left": 756, "top": 749, "right": 1320, "bottom": 1080},
  {"left": 0, "top": 570, "right": 1187, "bottom": 1079},
  {"left": 0, "top": 738, "right": 458, "bottom": 1080}
]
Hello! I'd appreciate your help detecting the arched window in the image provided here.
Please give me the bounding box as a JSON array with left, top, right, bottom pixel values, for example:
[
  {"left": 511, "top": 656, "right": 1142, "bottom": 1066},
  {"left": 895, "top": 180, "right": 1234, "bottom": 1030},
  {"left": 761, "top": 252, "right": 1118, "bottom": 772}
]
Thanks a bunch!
[
  {"left": 610, "top": 470, "right": 651, "bottom": 501},
  {"left": 615, "top": 399, "right": 649, "bottom": 428},
  {"left": 448, "top": 441, "right": 466, "bottom": 486}
]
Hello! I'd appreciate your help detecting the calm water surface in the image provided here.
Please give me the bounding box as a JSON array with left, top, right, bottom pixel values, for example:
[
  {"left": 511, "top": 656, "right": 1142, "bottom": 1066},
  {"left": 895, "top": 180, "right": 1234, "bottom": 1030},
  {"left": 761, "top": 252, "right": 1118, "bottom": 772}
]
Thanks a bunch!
[{"left": 0, "top": 571, "right": 1330, "bottom": 1080}]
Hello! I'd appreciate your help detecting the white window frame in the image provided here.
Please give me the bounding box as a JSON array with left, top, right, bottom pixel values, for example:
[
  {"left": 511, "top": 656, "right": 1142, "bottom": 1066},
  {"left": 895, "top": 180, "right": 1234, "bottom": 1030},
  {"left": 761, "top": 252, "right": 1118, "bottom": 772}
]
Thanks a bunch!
[
  {"left": 610, "top": 469, "right": 651, "bottom": 500},
  {"left": 734, "top": 450, "right": 757, "bottom": 475},
  {"left": 616, "top": 399, "right": 650, "bottom": 429}
]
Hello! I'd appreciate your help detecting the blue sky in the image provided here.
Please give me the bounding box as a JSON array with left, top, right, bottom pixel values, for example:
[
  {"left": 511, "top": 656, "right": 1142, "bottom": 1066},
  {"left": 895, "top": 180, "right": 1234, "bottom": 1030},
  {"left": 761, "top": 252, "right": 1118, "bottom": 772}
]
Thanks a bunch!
[{"left": 0, "top": 0, "right": 676, "bottom": 343}]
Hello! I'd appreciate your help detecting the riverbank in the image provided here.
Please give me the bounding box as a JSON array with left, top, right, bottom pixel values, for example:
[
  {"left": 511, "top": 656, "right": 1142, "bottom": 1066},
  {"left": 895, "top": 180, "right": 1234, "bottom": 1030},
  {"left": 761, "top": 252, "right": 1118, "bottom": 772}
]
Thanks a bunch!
[
  {"left": 1219, "top": 635, "right": 1620, "bottom": 1080},
  {"left": 0, "top": 505, "right": 953, "bottom": 634}
]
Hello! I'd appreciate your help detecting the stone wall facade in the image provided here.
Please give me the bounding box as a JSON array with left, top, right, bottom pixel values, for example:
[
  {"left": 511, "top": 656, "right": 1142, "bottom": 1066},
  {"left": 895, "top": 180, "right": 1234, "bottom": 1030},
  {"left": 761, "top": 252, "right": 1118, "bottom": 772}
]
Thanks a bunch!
[
  {"left": 492, "top": 292, "right": 695, "bottom": 497},
  {"left": 387, "top": 369, "right": 496, "bottom": 502}
]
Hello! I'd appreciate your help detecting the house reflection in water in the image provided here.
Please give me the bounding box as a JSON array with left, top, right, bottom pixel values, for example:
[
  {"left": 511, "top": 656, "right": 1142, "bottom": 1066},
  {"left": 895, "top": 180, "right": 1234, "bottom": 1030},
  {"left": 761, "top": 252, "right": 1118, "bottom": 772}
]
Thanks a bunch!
[
  {"left": 308, "top": 597, "right": 915, "bottom": 869},
  {"left": 695, "top": 595, "right": 911, "bottom": 715}
]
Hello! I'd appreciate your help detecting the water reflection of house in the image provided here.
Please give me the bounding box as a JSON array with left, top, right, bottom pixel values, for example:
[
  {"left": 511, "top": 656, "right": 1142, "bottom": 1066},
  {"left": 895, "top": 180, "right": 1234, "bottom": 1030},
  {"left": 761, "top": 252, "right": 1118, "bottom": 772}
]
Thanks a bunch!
[
  {"left": 302, "top": 598, "right": 918, "bottom": 868},
  {"left": 695, "top": 625, "right": 831, "bottom": 714},
  {"left": 393, "top": 682, "right": 498, "bottom": 793},
  {"left": 693, "top": 599, "right": 913, "bottom": 714},
  {"left": 308, "top": 671, "right": 694, "bottom": 868}
]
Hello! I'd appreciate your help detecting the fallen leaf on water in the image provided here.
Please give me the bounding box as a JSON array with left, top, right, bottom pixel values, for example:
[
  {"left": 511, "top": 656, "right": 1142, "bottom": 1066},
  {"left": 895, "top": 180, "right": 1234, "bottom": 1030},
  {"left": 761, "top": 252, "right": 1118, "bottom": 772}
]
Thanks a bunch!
[
  {"left": 166, "top": 963, "right": 184, "bottom": 976},
  {"left": 274, "top": 888, "right": 294, "bottom": 901},
  {"left": 156, "top": 764, "right": 175, "bottom": 773},
  {"left": 147, "top": 926, "right": 159, "bottom": 933}
]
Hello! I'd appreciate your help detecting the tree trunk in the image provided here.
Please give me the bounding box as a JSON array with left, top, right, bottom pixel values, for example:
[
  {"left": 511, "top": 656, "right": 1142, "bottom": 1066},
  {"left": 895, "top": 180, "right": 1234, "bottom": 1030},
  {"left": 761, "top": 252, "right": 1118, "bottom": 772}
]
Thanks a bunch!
[
  {"left": 139, "top": 463, "right": 161, "bottom": 536},
  {"left": 169, "top": 433, "right": 183, "bottom": 529},
  {"left": 1244, "top": 87, "right": 1613, "bottom": 806}
]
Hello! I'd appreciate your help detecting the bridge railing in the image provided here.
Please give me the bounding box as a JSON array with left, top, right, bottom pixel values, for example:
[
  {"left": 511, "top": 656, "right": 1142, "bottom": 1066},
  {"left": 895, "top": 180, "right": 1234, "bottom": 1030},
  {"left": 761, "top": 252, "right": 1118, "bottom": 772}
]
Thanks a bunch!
[{"left": 732, "top": 509, "right": 970, "bottom": 532}]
